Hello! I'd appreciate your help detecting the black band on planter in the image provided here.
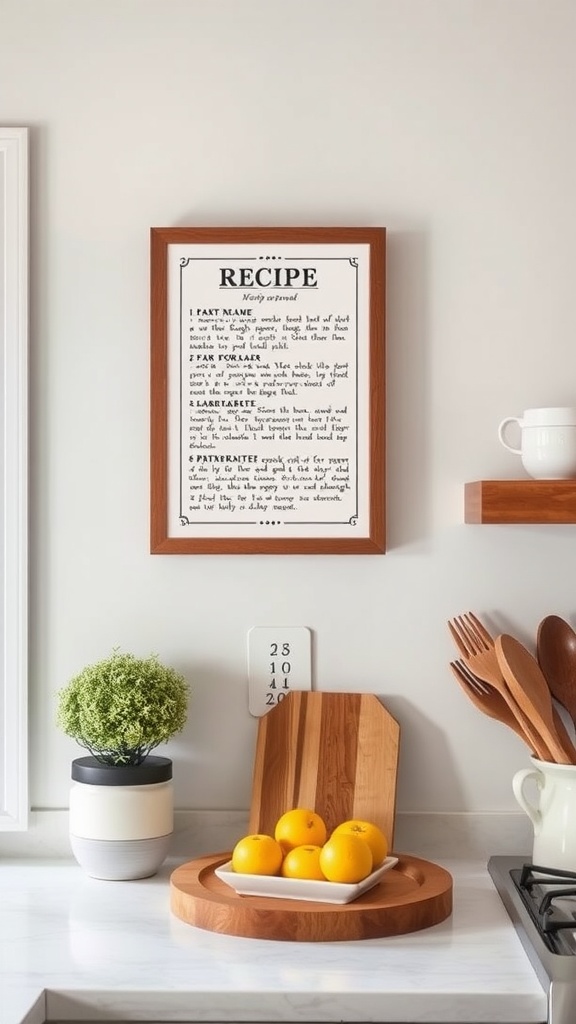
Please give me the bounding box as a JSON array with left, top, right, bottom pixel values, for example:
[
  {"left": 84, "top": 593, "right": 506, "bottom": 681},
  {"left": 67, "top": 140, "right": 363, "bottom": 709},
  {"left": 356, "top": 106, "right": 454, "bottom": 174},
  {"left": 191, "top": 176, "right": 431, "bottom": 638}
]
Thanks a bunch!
[{"left": 71, "top": 755, "right": 173, "bottom": 785}]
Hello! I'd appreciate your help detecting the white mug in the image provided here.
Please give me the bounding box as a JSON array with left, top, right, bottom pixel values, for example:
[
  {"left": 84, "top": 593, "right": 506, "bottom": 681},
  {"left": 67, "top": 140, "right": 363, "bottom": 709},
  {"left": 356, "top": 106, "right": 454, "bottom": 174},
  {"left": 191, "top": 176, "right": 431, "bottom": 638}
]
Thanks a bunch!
[
  {"left": 513, "top": 758, "right": 576, "bottom": 871},
  {"left": 498, "top": 406, "right": 576, "bottom": 479}
]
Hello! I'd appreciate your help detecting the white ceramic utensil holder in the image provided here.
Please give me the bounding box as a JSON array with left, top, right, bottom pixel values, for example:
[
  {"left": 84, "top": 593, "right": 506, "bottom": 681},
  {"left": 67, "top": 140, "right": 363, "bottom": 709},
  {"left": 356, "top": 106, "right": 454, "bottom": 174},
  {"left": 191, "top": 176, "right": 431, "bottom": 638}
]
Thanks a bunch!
[
  {"left": 512, "top": 757, "right": 576, "bottom": 872},
  {"left": 69, "top": 755, "right": 173, "bottom": 880}
]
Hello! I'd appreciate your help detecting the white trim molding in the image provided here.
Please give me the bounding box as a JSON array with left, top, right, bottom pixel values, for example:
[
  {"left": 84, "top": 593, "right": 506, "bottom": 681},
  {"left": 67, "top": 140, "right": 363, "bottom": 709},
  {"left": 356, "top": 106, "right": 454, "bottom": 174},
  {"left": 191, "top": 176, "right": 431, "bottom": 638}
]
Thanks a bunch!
[
  {"left": 0, "top": 127, "right": 28, "bottom": 830},
  {"left": 0, "top": 810, "right": 532, "bottom": 860}
]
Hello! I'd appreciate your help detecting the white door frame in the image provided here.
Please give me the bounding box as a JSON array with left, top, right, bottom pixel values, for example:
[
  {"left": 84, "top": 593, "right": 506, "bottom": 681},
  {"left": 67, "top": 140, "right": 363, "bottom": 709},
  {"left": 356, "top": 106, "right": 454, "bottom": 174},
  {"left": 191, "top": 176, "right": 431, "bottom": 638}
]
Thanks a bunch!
[{"left": 0, "top": 127, "right": 28, "bottom": 830}]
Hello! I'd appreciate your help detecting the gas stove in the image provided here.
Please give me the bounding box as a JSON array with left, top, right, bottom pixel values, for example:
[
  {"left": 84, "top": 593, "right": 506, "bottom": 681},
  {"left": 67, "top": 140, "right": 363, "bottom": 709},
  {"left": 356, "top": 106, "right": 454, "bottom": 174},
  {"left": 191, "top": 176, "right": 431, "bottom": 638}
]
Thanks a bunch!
[{"left": 488, "top": 856, "right": 576, "bottom": 1024}]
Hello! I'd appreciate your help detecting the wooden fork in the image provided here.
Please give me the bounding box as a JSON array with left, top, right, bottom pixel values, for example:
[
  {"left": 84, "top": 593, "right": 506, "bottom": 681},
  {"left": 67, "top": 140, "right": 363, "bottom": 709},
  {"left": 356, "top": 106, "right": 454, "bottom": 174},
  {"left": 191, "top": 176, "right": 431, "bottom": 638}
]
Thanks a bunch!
[
  {"left": 448, "top": 613, "right": 552, "bottom": 762},
  {"left": 461, "top": 612, "right": 576, "bottom": 762},
  {"left": 449, "top": 660, "right": 544, "bottom": 754}
]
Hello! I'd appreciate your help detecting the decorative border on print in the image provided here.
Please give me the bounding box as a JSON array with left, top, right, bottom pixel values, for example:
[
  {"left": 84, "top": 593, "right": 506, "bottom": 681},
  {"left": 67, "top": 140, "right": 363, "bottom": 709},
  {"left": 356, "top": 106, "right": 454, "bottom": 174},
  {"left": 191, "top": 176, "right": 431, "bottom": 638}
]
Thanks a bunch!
[{"left": 177, "top": 255, "right": 360, "bottom": 528}]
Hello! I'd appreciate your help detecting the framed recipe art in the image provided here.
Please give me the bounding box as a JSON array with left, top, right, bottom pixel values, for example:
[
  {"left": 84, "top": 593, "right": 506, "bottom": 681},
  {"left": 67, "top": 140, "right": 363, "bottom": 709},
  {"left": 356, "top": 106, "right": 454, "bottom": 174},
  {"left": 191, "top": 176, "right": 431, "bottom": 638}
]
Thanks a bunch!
[{"left": 150, "top": 226, "right": 386, "bottom": 554}]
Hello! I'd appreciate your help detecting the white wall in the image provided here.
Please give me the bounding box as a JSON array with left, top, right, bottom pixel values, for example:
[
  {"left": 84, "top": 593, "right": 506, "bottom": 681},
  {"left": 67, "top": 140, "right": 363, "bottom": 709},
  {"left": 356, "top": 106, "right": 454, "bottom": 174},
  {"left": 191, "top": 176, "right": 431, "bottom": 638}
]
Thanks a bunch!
[{"left": 2, "top": 0, "right": 576, "bottom": 817}]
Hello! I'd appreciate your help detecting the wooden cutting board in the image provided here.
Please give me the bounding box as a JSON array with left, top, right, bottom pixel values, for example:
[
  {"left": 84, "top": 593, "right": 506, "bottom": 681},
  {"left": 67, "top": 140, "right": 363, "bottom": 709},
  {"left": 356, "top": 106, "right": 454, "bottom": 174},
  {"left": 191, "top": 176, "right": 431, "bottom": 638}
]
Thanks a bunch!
[
  {"left": 170, "top": 852, "right": 453, "bottom": 942},
  {"left": 170, "top": 691, "right": 453, "bottom": 941},
  {"left": 248, "top": 691, "right": 400, "bottom": 846}
]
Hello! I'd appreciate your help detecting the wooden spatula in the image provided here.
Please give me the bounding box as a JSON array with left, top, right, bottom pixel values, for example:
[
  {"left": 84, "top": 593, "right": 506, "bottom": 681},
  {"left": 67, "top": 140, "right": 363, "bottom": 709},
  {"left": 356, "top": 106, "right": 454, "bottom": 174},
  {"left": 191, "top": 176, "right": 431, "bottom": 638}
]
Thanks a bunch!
[
  {"left": 248, "top": 691, "right": 400, "bottom": 847},
  {"left": 495, "top": 634, "right": 576, "bottom": 764}
]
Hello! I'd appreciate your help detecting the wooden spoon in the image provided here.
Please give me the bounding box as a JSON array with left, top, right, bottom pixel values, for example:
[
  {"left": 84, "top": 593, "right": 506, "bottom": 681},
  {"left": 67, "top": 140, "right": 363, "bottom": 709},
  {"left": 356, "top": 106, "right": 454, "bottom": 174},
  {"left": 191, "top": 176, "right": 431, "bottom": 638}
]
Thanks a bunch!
[
  {"left": 537, "top": 615, "right": 576, "bottom": 724},
  {"left": 495, "top": 633, "right": 576, "bottom": 764}
]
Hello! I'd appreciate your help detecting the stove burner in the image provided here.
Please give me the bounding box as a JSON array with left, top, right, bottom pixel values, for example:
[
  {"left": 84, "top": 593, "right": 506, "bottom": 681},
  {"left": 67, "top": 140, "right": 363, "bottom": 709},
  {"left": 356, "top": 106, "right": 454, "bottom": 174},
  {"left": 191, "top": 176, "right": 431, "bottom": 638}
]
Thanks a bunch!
[
  {"left": 489, "top": 855, "right": 576, "bottom": 1024},
  {"left": 512, "top": 863, "right": 576, "bottom": 954}
]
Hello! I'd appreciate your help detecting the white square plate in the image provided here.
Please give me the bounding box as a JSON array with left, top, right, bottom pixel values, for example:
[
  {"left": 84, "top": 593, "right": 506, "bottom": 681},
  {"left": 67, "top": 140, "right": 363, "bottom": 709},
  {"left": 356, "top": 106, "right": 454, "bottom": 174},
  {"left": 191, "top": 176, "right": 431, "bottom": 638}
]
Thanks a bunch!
[{"left": 214, "top": 855, "right": 399, "bottom": 904}]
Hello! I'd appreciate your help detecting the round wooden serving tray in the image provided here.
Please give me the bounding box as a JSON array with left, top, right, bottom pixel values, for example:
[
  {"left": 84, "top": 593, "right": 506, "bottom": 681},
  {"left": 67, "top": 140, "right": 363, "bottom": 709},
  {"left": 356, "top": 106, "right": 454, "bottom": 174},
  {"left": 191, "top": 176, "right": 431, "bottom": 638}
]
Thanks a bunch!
[{"left": 170, "top": 852, "right": 453, "bottom": 942}]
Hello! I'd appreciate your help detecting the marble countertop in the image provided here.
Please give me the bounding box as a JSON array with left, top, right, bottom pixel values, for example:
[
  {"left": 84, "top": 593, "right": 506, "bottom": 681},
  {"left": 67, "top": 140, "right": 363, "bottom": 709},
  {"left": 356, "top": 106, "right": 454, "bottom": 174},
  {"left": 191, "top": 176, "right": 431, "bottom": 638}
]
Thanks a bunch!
[{"left": 0, "top": 852, "right": 547, "bottom": 1024}]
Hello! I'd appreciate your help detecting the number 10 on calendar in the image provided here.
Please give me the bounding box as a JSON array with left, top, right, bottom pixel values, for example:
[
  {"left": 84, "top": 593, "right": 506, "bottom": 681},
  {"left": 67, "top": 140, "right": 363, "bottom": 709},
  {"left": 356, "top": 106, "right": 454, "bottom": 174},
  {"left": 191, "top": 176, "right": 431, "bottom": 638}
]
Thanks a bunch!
[{"left": 247, "top": 627, "right": 312, "bottom": 717}]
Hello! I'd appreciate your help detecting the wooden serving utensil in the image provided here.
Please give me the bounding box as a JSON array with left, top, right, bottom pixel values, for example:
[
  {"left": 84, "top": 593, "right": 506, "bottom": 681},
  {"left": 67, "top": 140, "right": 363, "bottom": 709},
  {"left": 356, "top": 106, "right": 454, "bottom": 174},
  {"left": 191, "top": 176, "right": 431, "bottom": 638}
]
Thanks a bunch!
[
  {"left": 537, "top": 615, "right": 576, "bottom": 725},
  {"left": 449, "top": 659, "right": 547, "bottom": 755},
  {"left": 495, "top": 633, "right": 576, "bottom": 764},
  {"left": 447, "top": 613, "right": 552, "bottom": 762}
]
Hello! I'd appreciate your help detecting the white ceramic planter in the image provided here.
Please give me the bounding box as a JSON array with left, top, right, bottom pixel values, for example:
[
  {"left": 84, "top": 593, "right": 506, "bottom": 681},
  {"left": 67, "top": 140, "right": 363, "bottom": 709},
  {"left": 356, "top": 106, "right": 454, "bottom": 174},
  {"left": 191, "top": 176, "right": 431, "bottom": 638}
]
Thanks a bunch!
[{"left": 69, "top": 755, "right": 173, "bottom": 880}]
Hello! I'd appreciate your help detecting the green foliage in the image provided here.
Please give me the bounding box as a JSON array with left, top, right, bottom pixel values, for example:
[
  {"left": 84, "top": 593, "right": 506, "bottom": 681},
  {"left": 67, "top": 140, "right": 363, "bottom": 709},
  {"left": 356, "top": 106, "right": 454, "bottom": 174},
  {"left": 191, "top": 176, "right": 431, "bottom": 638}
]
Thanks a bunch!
[{"left": 56, "top": 650, "right": 190, "bottom": 766}]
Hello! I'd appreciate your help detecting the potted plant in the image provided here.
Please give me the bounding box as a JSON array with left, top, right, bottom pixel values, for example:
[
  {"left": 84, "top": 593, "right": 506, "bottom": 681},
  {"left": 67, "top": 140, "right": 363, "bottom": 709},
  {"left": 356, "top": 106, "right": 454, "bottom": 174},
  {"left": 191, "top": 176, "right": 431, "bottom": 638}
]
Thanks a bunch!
[{"left": 56, "top": 649, "right": 190, "bottom": 880}]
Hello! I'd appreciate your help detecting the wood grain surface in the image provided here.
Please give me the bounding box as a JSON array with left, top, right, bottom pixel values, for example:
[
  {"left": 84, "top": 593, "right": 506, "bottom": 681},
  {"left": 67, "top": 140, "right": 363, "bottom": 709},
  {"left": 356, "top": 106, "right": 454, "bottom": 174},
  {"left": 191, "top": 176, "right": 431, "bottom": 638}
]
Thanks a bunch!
[
  {"left": 495, "top": 633, "right": 576, "bottom": 764},
  {"left": 170, "top": 852, "right": 453, "bottom": 942},
  {"left": 248, "top": 691, "right": 400, "bottom": 846},
  {"left": 465, "top": 479, "right": 576, "bottom": 523}
]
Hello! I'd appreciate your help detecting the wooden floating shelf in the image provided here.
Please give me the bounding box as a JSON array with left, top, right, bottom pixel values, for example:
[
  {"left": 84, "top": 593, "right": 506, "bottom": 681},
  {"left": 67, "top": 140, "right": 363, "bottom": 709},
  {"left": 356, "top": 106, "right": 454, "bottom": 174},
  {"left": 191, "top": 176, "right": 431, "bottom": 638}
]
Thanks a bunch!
[{"left": 465, "top": 480, "right": 576, "bottom": 524}]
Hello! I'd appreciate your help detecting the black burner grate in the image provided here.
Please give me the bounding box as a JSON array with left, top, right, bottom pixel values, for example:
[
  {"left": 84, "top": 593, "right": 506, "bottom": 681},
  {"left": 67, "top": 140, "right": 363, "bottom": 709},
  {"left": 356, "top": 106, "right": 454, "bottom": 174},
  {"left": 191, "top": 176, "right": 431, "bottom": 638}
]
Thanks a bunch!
[{"left": 512, "top": 864, "right": 576, "bottom": 947}]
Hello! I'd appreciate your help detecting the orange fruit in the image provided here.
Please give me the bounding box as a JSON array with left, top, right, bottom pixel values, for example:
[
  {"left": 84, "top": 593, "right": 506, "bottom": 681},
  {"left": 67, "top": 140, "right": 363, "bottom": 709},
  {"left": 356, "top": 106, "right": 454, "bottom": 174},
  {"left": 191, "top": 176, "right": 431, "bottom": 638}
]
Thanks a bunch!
[
  {"left": 331, "top": 819, "right": 388, "bottom": 868},
  {"left": 281, "top": 845, "right": 325, "bottom": 881},
  {"left": 319, "top": 832, "right": 373, "bottom": 884},
  {"left": 274, "top": 808, "right": 327, "bottom": 853},
  {"left": 231, "top": 834, "right": 283, "bottom": 876}
]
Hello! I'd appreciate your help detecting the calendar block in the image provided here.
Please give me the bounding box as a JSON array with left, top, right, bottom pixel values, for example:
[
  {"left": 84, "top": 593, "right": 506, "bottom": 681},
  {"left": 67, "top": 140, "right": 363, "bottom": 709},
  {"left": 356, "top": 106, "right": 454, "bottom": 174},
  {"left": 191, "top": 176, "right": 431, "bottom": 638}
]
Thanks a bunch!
[{"left": 247, "top": 627, "right": 312, "bottom": 717}]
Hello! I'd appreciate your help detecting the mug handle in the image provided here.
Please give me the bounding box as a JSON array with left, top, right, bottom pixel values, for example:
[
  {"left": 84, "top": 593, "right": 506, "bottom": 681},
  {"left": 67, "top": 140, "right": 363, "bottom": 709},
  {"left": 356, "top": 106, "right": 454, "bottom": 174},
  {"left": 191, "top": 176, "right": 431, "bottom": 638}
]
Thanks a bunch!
[
  {"left": 498, "top": 417, "right": 523, "bottom": 454},
  {"left": 512, "top": 767, "right": 543, "bottom": 833}
]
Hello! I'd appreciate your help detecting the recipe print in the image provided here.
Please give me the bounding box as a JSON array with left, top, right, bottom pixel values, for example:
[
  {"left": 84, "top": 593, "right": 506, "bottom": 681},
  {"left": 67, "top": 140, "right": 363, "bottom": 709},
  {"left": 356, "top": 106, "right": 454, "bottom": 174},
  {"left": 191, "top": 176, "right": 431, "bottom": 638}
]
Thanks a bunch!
[{"left": 151, "top": 228, "right": 386, "bottom": 553}]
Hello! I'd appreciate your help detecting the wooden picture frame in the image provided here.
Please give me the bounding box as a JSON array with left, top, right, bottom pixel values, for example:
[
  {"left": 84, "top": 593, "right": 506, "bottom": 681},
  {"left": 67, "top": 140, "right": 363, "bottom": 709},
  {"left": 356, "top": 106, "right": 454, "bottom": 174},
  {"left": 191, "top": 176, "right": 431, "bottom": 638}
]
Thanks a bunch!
[
  {"left": 0, "top": 127, "right": 28, "bottom": 830},
  {"left": 150, "top": 227, "right": 385, "bottom": 554}
]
